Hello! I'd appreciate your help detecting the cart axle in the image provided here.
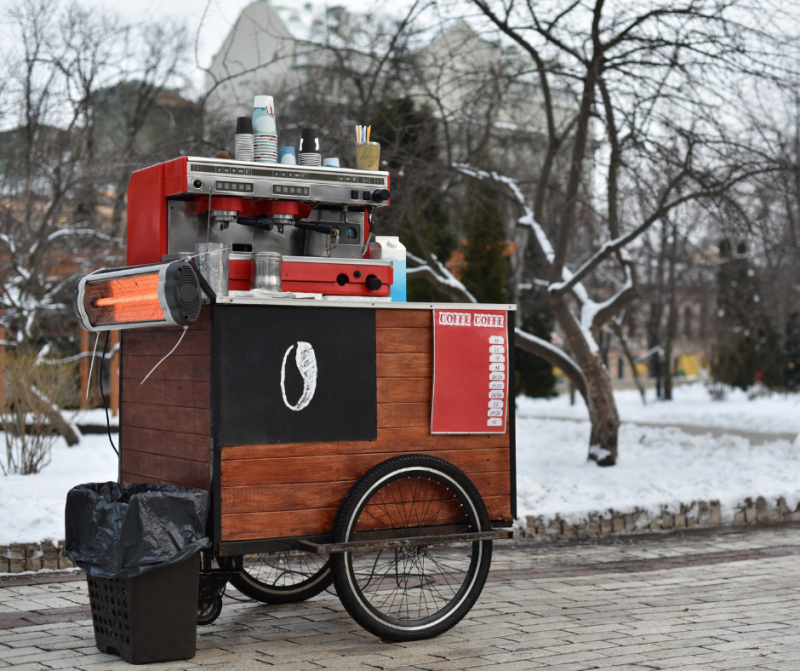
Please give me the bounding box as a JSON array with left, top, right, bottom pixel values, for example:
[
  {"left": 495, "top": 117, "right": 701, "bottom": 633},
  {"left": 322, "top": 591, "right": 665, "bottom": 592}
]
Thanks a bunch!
[{"left": 300, "top": 529, "right": 512, "bottom": 554}]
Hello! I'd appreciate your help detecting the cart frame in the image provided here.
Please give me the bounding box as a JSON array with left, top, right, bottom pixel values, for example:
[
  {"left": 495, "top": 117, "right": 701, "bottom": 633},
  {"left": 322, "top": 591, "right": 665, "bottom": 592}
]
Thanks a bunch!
[{"left": 120, "top": 298, "right": 517, "bottom": 639}]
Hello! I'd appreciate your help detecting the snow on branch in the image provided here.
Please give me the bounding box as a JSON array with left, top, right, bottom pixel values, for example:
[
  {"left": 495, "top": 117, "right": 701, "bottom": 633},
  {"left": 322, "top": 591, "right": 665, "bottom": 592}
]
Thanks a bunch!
[
  {"left": 35, "top": 342, "right": 120, "bottom": 366},
  {"left": 452, "top": 162, "right": 606, "bottom": 355},
  {"left": 0, "top": 233, "right": 17, "bottom": 255},
  {"left": 589, "top": 261, "right": 636, "bottom": 329},
  {"left": 406, "top": 251, "right": 478, "bottom": 303},
  {"left": 453, "top": 162, "right": 555, "bottom": 265},
  {"left": 514, "top": 328, "right": 587, "bottom": 402},
  {"left": 47, "top": 228, "right": 125, "bottom": 244},
  {"left": 549, "top": 227, "right": 637, "bottom": 297}
]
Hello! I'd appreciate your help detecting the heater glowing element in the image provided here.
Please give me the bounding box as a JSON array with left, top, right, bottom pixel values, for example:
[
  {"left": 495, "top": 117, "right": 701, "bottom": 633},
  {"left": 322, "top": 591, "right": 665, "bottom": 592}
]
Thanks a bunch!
[
  {"left": 75, "top": 261, "right": 203, "bottom": 332},
  {"left": 82, "top": 274, "right": 163, "bottom": 327}
]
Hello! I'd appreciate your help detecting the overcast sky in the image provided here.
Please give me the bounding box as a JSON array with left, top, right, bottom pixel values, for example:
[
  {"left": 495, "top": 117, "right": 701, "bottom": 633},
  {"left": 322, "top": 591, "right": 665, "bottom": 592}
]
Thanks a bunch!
[{"left": 71, "top": 0, "right": 408, "bottom": 90}]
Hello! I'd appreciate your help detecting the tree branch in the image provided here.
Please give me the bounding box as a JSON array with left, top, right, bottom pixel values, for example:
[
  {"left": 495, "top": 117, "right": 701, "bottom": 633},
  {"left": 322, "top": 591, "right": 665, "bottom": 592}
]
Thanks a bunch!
[{"left": 515, "top": 328, "right": 587, "bottom": 402}]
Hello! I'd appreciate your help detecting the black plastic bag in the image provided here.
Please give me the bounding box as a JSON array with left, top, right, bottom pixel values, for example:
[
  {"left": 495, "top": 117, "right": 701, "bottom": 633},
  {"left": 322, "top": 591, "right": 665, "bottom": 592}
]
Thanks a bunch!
[{"left": 64, "top": 482, "right": 211, "bottom": 579}]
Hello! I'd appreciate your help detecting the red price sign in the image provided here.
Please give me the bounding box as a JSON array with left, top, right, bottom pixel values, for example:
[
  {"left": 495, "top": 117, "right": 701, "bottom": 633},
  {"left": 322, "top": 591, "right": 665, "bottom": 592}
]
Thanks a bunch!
[{"left": 431, "top": 309, "right": 509, "bottom": 434}]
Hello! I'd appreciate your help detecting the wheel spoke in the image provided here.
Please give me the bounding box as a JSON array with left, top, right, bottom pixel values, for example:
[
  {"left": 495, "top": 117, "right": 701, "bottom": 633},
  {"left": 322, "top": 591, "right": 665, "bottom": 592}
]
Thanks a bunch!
[
  {"left": 347, "top": 474, "right": 479, "bottom": 624},
  {"left": 233, "top": 549, "right": 331, "bottom": 603}
]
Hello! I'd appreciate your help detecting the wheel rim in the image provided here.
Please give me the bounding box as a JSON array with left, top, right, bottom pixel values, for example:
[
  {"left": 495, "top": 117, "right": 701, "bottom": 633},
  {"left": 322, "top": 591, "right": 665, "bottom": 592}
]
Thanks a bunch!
[
  {"left": 239, "top": 551, "right": 330, "bottom": 594},
  {"left": 342, "top": 466, "right": 485, "bottom": 632},
  {"left": 198, "top": 596, "right": 219, "bottom": 621}
]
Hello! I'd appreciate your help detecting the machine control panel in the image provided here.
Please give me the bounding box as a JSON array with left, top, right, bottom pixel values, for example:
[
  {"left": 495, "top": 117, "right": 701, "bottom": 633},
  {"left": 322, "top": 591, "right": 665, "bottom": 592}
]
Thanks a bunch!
[{"left": 185, "top": 157, "right": 389, "bottom": 208}]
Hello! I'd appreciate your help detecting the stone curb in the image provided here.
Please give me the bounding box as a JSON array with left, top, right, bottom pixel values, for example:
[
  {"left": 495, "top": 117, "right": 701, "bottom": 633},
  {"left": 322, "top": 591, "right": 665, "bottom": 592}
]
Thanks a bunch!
[
  {"left": 0, "top": 541, "right": 74, "bottom": 573},
  {"left": 521, "top": 496, "right": 800, "bottom": 540},
  {"left": 3, "top": 495, "right": 800, "bottom": 572}
]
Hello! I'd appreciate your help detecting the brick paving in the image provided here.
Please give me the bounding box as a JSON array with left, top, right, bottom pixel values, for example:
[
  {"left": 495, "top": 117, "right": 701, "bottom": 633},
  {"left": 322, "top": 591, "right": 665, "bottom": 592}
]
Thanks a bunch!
[{"left": 1, "top": 526, "right": 800, "bottom": 670}]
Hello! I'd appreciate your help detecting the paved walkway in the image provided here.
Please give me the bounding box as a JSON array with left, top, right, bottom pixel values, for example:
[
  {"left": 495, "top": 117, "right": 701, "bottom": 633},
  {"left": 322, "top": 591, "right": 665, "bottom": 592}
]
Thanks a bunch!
[{"left": 1, "top": 526, "right": 800, "bottom": 670}]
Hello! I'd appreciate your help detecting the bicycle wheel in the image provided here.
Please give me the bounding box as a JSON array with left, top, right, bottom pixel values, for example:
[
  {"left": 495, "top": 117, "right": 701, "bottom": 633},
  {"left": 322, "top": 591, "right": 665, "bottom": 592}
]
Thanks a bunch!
[
  {"left": 229, "top": 550, "right": 331, "bottom": 604},
  {"left": 330, "top": 454, "right": 493, "bottom": 642}
]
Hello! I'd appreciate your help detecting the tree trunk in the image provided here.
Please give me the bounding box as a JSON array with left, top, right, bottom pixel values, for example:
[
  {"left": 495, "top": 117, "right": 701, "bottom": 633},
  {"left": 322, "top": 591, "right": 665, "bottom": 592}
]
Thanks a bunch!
[
  {"left": 648, "top": 220, "right": 669, "bottom": 396},
  {"left": 663, "top": 225, "right": 678, "bottom": 400},
  {"left": 551, "top": 296, "right": 620, "bottom": 466}
]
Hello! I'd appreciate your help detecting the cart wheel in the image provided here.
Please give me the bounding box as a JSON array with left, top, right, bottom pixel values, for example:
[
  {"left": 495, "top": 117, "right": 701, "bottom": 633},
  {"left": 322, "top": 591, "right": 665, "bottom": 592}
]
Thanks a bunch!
[
  {"left": 197, "top": 591, "right": 223, "bottom": 625},
  {"left": 197, "top": 575, "right": 225, "bottom": 626},
  {"left": 229, "top": 551, "right": 331, "bottom": 604},
  {"left": 330, "top": 454, "right": 493, "bottom": 642}
]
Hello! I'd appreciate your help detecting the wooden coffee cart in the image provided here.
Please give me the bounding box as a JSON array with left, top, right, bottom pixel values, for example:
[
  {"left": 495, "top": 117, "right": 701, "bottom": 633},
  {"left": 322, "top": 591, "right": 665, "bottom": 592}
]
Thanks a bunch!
[{"left": 117, "top": 296, "right": 516, "bottom": 642}]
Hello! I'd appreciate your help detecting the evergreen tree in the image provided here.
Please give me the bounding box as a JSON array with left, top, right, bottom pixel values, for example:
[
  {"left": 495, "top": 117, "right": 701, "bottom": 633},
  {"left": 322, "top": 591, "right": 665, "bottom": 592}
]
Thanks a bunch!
[
  {"left": 460, "top": 175, "right": 508, "bottom": 304},
  {"left": 783, "top": 312, "right": 800, "bottom": 388},
  {"left": 515, "top": 303, "right": 557, "bottom": 397},
  {"left": 370, "top": 97, "right": 460, "bottom": 302},
  {"left": 713, "top": 240, "right": 784, "bottom": 389},
  {"left": 514, "top": 238, "right": 556, "bottom": 397}
]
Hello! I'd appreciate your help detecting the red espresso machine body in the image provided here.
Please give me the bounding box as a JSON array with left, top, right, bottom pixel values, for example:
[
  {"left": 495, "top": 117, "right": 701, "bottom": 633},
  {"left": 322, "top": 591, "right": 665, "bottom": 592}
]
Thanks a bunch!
[{"left": 126, "top": 156, "right": 392, "bottom": 296}]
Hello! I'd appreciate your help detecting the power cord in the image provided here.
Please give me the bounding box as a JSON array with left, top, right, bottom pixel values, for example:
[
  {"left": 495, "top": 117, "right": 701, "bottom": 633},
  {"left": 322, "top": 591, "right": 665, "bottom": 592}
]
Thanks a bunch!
[{"left": 99, "top": 331, "right": 119, "bottom": 457}]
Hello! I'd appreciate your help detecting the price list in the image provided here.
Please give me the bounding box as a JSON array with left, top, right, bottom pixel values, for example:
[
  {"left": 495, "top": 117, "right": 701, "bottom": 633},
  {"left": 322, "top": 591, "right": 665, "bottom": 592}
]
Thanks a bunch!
[
  {"left": 431, "top": 309, "right": 509, "bottom": 434},
  {"left": 487, "top": 336, "right": 506, "bottom": 427}
]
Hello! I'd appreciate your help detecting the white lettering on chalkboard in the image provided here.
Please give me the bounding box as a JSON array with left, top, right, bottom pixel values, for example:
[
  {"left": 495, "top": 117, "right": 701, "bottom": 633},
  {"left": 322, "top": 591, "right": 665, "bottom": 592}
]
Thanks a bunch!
[
  {"left": 489, "top": 336, "right": 504, "bottom": 344},
  {"left": 280, "top": 341, "right": 317, "bottom": 411}
]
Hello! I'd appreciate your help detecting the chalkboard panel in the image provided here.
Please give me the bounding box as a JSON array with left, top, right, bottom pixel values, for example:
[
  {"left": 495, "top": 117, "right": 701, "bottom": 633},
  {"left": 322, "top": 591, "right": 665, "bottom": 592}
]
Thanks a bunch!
[{"left": 214, "top": 305, "right": 377, "bottom": 445}]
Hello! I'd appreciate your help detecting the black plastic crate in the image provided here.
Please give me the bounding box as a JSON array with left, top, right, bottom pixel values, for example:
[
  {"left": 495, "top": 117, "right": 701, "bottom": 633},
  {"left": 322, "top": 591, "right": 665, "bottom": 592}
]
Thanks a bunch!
[{"left": 87, "top": 555, "right": 200, "bottom": 665}]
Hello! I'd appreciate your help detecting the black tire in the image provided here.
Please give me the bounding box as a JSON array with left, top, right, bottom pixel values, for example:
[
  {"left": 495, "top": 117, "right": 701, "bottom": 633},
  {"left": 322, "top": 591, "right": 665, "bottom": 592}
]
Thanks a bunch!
[
  {"left": 197, "top": 592, "right": 223, "bottom": 626},
  {"left": 197, "top": 575, "right": 224, "bottom": 626},
  {"left": 229, "top": 551, "right": 332, "bottom": 604},
  {"left": 330, "top": 454, "right": 493, "bottom": 642}
]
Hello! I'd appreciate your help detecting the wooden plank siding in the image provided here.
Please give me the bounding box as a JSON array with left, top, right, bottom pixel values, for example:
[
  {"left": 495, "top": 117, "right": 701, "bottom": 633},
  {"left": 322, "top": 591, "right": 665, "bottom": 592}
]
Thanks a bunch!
[
  {"left": 118, "top": 307, "right": 513, "bottom": 543},
  {"left": 119, "top": 308, "right": 211, "bottom": 490},
  {"left": 220, "top": 309, "right": 513, "bottom": 542}
]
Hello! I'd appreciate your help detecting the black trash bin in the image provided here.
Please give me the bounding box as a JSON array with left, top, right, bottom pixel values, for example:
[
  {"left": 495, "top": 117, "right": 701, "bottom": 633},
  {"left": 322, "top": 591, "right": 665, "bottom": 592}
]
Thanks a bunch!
[{"left": 64, "top": 482, "right": 210, "bottom": 665}]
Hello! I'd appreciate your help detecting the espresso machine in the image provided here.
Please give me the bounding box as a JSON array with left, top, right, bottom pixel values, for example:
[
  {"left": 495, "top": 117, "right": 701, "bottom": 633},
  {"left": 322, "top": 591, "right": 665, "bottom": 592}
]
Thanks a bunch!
[{"left": 126, "top": 156, "right": 393, "bottom": 296}]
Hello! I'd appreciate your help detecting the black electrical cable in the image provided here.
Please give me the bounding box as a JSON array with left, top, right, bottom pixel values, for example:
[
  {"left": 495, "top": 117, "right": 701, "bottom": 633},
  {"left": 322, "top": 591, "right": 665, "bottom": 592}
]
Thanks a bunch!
[{"left": 99, "top": 331, "right": 119, "bottom": 457}]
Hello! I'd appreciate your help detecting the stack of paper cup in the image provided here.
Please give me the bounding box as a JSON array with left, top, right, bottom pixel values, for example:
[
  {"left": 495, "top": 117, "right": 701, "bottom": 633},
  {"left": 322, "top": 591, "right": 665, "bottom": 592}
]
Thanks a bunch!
[
  {"left": 235, "top": 117, "right": 254, "bottom": 162},
  {"left": 253, "top": 95, "right": 278, "bottom": 163},
  {"left": 298, "top": 127, "right": 321, "bottom": 166}
]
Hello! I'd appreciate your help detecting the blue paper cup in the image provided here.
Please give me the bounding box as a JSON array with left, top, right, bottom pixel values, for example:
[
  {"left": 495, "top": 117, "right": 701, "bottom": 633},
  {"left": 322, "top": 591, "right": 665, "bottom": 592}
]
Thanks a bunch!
[
  {"left": 278, "top": 146, "right": 296, "bottom": 163},
  {"left": 323, "top": 157, "right": 340, "bottom": 168}
]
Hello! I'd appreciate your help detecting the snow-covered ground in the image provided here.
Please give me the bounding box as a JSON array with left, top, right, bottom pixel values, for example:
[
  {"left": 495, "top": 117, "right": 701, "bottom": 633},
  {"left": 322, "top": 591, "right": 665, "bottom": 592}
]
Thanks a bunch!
[
  {"left": 518, "top": 383, "right": 800, "bottom": 435},
  {"left": 2, "top": 384, "right": 799, "bottom": 545},
  {"left": 64, "top": 407, "right": 119, "bottom": 426},
  {"left": 516, "top": 384, "right": 800, "bottom": 525},
  {"left": 516, "top": 417, "right": 800, "bottom": 525},
  {"left": 0, "top": 433, "right": 118, "bottom": 545}
]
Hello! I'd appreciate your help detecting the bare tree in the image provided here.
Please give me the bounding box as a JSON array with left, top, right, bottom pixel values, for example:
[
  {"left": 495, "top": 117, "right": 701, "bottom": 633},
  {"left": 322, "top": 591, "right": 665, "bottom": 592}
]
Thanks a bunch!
[
  {"left": 411, "top": 0, "right": 792, "bottom": 464},
  {"left": 197, "top": 0, "right": 795, "bottom": 462},
  {"left": 0, "top": 0, "right": 193, "bottom": 347}
]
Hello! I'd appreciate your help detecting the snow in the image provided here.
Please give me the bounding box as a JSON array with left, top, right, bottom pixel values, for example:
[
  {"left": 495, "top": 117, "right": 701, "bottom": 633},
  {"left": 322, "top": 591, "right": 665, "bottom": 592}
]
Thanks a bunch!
[
  {"left": 65, "top": 408, "right": 119, "bottom": 426},
  {"left": 516, "top": 383, "right": 800, "bottom": 527},
  {"left": 406, "top": 251, "right": 477, "bottom": 302},
  {"left": 516, "top": 417, "right": 800, "bottom": 526},
  {"left": 0, "top": 433, "right": 119, "bottom": 545},
  {"left": 2, "top": 383, "right": 799, "bottom": 545},
  {"left": 517, "top": 383, "right": 800, "bottom": 435}
]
